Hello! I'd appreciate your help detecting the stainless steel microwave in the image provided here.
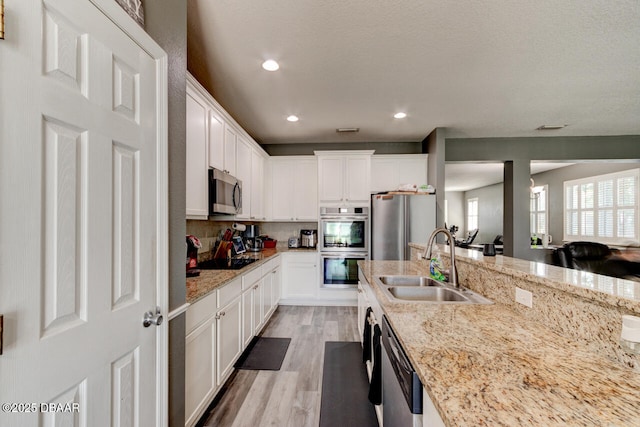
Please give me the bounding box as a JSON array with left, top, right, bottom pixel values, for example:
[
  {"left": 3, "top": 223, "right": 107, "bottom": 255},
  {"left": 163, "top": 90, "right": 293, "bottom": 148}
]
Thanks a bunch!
[{"left": 209, "top": 168, "right": 242, "bottom": 215}]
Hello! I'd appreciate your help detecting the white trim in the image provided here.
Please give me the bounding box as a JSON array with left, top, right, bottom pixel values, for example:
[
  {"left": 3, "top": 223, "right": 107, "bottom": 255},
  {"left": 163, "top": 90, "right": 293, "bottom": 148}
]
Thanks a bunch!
[
  {"left": 88, "top": 2, "right": 169, "bottom": 425},
  {"left": 278, "top": 299, "right": 357, "bottom": 307},
  {"left": 168, "top": 303, "right": 191, "bottom": 320}
]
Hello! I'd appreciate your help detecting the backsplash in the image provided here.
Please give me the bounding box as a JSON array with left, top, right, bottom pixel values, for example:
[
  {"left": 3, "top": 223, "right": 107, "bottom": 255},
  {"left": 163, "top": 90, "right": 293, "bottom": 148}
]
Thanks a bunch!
[{"left": 186, "top": 220, "right": 317, "bottom": 261}]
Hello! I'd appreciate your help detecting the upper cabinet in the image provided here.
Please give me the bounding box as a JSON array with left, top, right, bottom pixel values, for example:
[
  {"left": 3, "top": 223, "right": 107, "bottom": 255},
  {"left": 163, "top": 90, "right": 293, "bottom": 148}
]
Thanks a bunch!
[
  {"left": 235, "top": 137, "right": 252, "bottom": 219},
  {"left": 186, "top": 74, "right": 269, "bottom": 220},
  {"left": 316, "top": 151, "right": 374, "bottom": 205},
  {"left": 186, "top": 86, "right": 210, "bottom": 219},
  {"left": 208, "top": 110, "right": 224, "bottom": 171},
  {"left": 370, "top": 154, "right": 428, "bottom": 193},
  {"left": 251, "top": 149, "right": 265, "bottom": 220},
  {"left": 223, "top": 127, "right": 237, "bottom": 177},
  {"left": 268, "top": 157, "right": 318, "bottom": 221}
]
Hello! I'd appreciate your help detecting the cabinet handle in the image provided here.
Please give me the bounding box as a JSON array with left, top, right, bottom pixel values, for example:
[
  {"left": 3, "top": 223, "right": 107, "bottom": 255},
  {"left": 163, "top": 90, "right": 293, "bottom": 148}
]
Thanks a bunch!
[{"left": 215, "top": 314, "right": 221, "bottom": 320}]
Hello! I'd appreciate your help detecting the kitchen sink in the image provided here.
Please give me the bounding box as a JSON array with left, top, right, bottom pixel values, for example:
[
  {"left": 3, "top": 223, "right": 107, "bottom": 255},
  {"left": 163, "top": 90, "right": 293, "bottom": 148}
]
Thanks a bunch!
[
  {"left": 386, "top": 286, "right": 470, "bottom": 302},
  {"left": 375, "top": 275, "right": 493, "bottom": 304},
  {"left": 378, "top": 275, "right": 439, "bottom": 287}
]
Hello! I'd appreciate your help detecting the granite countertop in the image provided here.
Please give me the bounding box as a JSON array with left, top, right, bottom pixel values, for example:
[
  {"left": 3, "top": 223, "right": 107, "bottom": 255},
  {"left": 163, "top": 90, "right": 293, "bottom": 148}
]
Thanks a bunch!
[
  {"left": 186, "top": 246, "right": 316, "bottom": 304},
  {"left": 358, "top": 257, "right": 640, "bottom": 426}
]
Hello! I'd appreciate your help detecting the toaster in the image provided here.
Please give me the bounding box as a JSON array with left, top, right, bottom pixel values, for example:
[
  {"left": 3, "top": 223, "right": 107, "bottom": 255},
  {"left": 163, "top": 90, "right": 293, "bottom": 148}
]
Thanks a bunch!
[{"left": 288, "top": 237, "right": 300, "bottom": 248}]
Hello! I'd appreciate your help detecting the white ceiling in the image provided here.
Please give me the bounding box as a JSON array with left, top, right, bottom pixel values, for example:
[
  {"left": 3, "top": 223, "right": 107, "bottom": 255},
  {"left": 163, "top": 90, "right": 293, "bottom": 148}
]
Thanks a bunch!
[
  {"left": 187, "top": 0, "right": 640, "bottom": 145},
  {"left": 445, "top": 162, "right": 574, "bottom": 192}
]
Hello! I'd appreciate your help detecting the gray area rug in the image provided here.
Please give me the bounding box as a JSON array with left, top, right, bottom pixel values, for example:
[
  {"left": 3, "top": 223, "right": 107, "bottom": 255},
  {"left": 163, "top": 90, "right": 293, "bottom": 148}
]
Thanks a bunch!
[
  {"left": 234, "top": 337, "right": 291, "bottom": 370},
  {"left": 320, "top": 341, "right": 379, "bottom": 427}
]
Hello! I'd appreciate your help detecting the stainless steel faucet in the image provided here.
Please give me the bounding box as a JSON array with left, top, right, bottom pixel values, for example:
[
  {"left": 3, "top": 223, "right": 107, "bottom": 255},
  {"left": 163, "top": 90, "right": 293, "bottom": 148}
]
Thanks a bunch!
[{"left": 423, "top": 227, "right": 459, "bottom": 288}]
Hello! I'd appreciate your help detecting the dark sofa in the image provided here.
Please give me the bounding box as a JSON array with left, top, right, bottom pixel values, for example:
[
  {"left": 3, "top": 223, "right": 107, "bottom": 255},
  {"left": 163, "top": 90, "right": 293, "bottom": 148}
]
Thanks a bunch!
[{"left": 554, "top": 241, "right": 640, "bottom": 280}]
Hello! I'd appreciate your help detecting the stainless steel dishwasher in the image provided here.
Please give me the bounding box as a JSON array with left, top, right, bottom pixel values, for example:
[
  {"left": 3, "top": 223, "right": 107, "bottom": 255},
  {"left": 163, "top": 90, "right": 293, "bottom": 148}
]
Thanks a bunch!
[{"left": 381, "top": 315, "right": 423, "bottom": 427}]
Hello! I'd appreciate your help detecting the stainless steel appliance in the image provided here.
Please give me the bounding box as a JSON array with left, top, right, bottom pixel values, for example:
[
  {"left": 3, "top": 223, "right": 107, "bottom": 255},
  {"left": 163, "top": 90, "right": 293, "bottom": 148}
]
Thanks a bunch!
[
  {"left": 381, "top": 315, "right": 423, "bottom": 427},
  {"left": 319, "top": 206, "right": 369, "bottom": 252},
  {"left": 319, "top": 207, "right": 369, "bottom": 288},
  {"left": 209, "top": 168, "right": 242, "bottom": 215},
  {"left": 243, "top": 224, "right": 262, "bottom": 252},
  {"left": 371, "top": 194, "right": 436, "bottom": 260},
  {"left": 320, "top": 251, "right": 369, "bottom": 288},
  {"left": 300, "top": 229, "right": 317, "bottom": 248}
]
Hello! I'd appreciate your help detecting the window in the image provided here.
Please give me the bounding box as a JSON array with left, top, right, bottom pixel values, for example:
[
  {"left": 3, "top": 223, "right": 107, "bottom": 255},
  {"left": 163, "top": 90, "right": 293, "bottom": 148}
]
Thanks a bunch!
[
  {"left": 530, "top": 185, "right": 548, "bottom": 236},
  {"left": 467, "top": 198, "right": 478, "bottom": 231},
  {"left": 564, "top": 169, "right": 639, "bottom": 245}
]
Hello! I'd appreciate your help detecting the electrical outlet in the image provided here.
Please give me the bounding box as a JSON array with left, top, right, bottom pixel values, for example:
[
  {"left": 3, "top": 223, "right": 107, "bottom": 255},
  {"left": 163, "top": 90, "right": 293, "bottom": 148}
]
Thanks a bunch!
[{"left": 515, "top": 287, "right": 533, "bottom": 308}]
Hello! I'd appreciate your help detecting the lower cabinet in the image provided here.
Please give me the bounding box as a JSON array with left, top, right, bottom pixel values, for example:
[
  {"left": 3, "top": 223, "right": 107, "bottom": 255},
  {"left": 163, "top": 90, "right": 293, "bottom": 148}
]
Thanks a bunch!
[
  {"left": 216, "top": 295, "right": 242, "bottom": 385},
  {"left": 185, "top": 256, "right": 282, "bottom": 427},
  {"left": 185, "top": 318, "right": 216, "bottom": 427},
  {"left": 281, "top": 252, "right": 318, "bottom": 302}
]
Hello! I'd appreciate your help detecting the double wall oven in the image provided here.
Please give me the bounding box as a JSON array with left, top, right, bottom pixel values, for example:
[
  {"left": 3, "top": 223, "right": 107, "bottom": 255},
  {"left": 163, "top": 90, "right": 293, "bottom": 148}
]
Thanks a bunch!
[{"left": 319, "top": 207, "right": 369, "bottom": 288}]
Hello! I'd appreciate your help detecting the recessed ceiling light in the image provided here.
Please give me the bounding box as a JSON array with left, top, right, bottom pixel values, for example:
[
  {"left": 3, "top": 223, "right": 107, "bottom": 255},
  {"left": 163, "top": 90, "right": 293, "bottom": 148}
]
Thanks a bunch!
[
  {"left": 286, "top": 115, "right": 299, "bottom": 122},
  {"left": 536, "top": 124, "right": 567, "bottom": 130},
  {"left": 262, "top": 59, "right": 280, "bottom": 71},
  {"left": 336, "top": 128, "right": 359, "bottom": 133},
  {"left": 394, "top": 112, "right": 407, "bottom": 119}
]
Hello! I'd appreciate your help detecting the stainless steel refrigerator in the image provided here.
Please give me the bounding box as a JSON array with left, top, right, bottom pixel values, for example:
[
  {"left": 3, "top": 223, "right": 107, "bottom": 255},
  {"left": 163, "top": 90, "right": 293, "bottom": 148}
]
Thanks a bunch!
[{"left": 371, "top": 193, "right": 436, "bottom": 260}]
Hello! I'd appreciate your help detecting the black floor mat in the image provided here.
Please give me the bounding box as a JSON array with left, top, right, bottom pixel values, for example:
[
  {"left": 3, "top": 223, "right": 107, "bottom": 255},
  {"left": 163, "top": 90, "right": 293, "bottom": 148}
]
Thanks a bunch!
[
  {"left": 234, "top": 337, "right": 291, "bottom": 370},
  {"left": 320, "top": 341, "right": 379, "bottom": 427}
]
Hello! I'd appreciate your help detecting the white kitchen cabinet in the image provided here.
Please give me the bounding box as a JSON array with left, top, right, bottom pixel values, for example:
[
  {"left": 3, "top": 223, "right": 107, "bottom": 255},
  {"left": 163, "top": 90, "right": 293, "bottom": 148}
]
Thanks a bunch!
[
  {"left": 269, "top": 157, "right": 318, "bottom": 221},
  {"left": 208, "top": 110, "right": 225, "bottom": 171},
  {"left": 423, "top": 388, "right": 446, "bottom": 427},
  {"left": 262, "top": 270, "right": 273, "bottom": 323},
  {"left": 185, "top": 88, "right": 209, "bottom": 219},
  {"left": 271, "top": 265, "right": 281, "bottom": 309},
  {"left": 250, "top": 149, "right": 265, "bottom": 220},
  {"left": 241, "top": 288, "right": 254, "bottom": 349},
  {"left": 235, "top": 137, "right": 252, "bottom": 219},
  {"left": 216, "top": 294, "right": 242, "bottom": 385},
  {"left": 185, "top": 320, "right": 215, "bottom": 427},
  {"left": 316, "top": 151, "right": 374, "bottom": 205},
  {"left": 371, "top": 154, "right": 428, "bottom": 193},
  {"left": 281, "top": 252, "right": 318, "bottom": 302},
  {"left": 223, "top": 126, "right": 237, "bottom": 177},
  {"left": 357, "top": 282, "right": 369, "bottom": 341},
  {"left": 251, "top": 278, "right": 264, "bottom": 335}
]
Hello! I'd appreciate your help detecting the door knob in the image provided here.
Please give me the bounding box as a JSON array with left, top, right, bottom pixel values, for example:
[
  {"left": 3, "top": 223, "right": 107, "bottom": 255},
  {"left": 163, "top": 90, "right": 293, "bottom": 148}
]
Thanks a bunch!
[{"left": 143, "top": 306, "right": 163, "bottom": 327}]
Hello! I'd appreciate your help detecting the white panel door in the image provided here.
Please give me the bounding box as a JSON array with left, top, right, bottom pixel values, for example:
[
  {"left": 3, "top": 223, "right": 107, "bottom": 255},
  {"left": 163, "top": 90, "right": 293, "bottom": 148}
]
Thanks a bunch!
[
  {"left": 271, "top": 164, "right": 294, "bottom": 220},
  {"left": 0, "top": 1, "right": 167, "bottom": 426},
  {"left": 345, "top": 156, "right": 371, "bottom": 202},
  {"left": 318, "top": 156, "right": 345, "bottom": 203},
  {"left": 294, "top": 159, "right": 318, "bottom": 221}
]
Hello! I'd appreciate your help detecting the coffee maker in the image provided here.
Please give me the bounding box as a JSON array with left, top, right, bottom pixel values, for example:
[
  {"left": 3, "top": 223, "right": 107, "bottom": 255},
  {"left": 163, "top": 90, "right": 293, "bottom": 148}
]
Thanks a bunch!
[
  {"left": 300, "top": 229, "right": 317, "bottom": 248},
  {"left": 186, "top": 235, "right": 201, "bottom": 277},
  {"left": 243, "top": 224, "right": 263, "bottom": 252}
]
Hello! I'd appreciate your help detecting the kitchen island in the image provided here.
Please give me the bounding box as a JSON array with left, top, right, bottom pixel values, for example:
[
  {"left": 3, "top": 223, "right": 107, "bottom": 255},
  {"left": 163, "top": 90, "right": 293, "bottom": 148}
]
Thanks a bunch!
[{"left": 358, "top": 246, "right": 640, "bottom": 426}]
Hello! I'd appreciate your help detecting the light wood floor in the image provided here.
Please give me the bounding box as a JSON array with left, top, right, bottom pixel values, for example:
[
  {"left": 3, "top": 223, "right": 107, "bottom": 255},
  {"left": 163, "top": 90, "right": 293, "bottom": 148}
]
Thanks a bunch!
[{"left": 199, "top": 305, "right": 360, "bottom": 427}]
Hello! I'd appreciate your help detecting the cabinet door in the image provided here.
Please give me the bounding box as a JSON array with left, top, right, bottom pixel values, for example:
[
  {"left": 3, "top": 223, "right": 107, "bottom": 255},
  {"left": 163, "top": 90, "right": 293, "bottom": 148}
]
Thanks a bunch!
[
  {"left": 294, "top": 159, "right": 318, "bottom": 220},
  {"left": 208, "top": 110, "right": 224, "bottom": 171},
  {"left": 251, "top": 150, "right": 265, "bottom": 220},
  {"left": 262, "top": 271, "right": 273, "bottom": 322},
  {"left": 185, "top": 91, "right": 209, "bottom": 218},
  {"left": 271, "top": 267, "right": 281, "bottom": 306},
  {"left": 252, "top": 279, "right": 264, "bottom": 335},
  {"left": 241, "top": 289, "right": 254, "bottom": 349},
  {"left": 224, "top": 126, "right": 237, "bottom": 176},
  {"left": 235, "top": 137, "right": 252, "bottom": 219},
  {"left": 185, "top": 320, "right": 215, "bottom": 427},
  {"left": 318, "top": 156, "right": 345, "bottom": 203},
  {"left": 370, "top": 157, "right": 399, "bottom": 193},
  {"left": 216, "top": 296, "right": 242, "bottom": 385},
  {"left": 271, "top": 164, "right": 294, "bottom": 220},
  {"left": 398, "top": 156, "right": 427, "bottom": 187},
  {"left": 283, "top": 253, "right": 318, "bottom": 300},
  {"left": 344, "top": 156, "right": 370, "bottom": 202}
]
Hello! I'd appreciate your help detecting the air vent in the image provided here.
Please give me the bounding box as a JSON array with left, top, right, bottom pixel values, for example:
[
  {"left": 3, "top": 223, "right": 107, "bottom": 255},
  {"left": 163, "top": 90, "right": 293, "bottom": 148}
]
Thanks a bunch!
[
  {"left": 336, "top": 128, "right": 359, "bottom": 133},
  {"left": 536, "top": 124, "right": 567, "bottom": 130}
]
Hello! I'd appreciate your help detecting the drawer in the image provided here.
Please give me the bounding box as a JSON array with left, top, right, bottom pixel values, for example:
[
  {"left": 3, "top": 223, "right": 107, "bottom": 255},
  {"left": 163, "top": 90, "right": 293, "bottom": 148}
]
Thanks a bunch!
[
  {"left": 218, "top": 277, "right": 242, "bottom": 308},
  {"left": 186, "top": 290, "right": 217, "bottom": 334},
  {"left": 242, "top": 265, "right": 263, "bottom": 290}
]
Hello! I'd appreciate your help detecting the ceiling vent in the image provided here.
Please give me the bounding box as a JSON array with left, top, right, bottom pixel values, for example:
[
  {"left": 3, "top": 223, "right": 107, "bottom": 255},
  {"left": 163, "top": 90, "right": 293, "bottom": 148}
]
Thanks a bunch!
[
  {"left": 536, "top": 124, "right": 567, "bottom": 130},
  {"left": 336, "top": 128, "right": 360, "bottom": 133}
]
